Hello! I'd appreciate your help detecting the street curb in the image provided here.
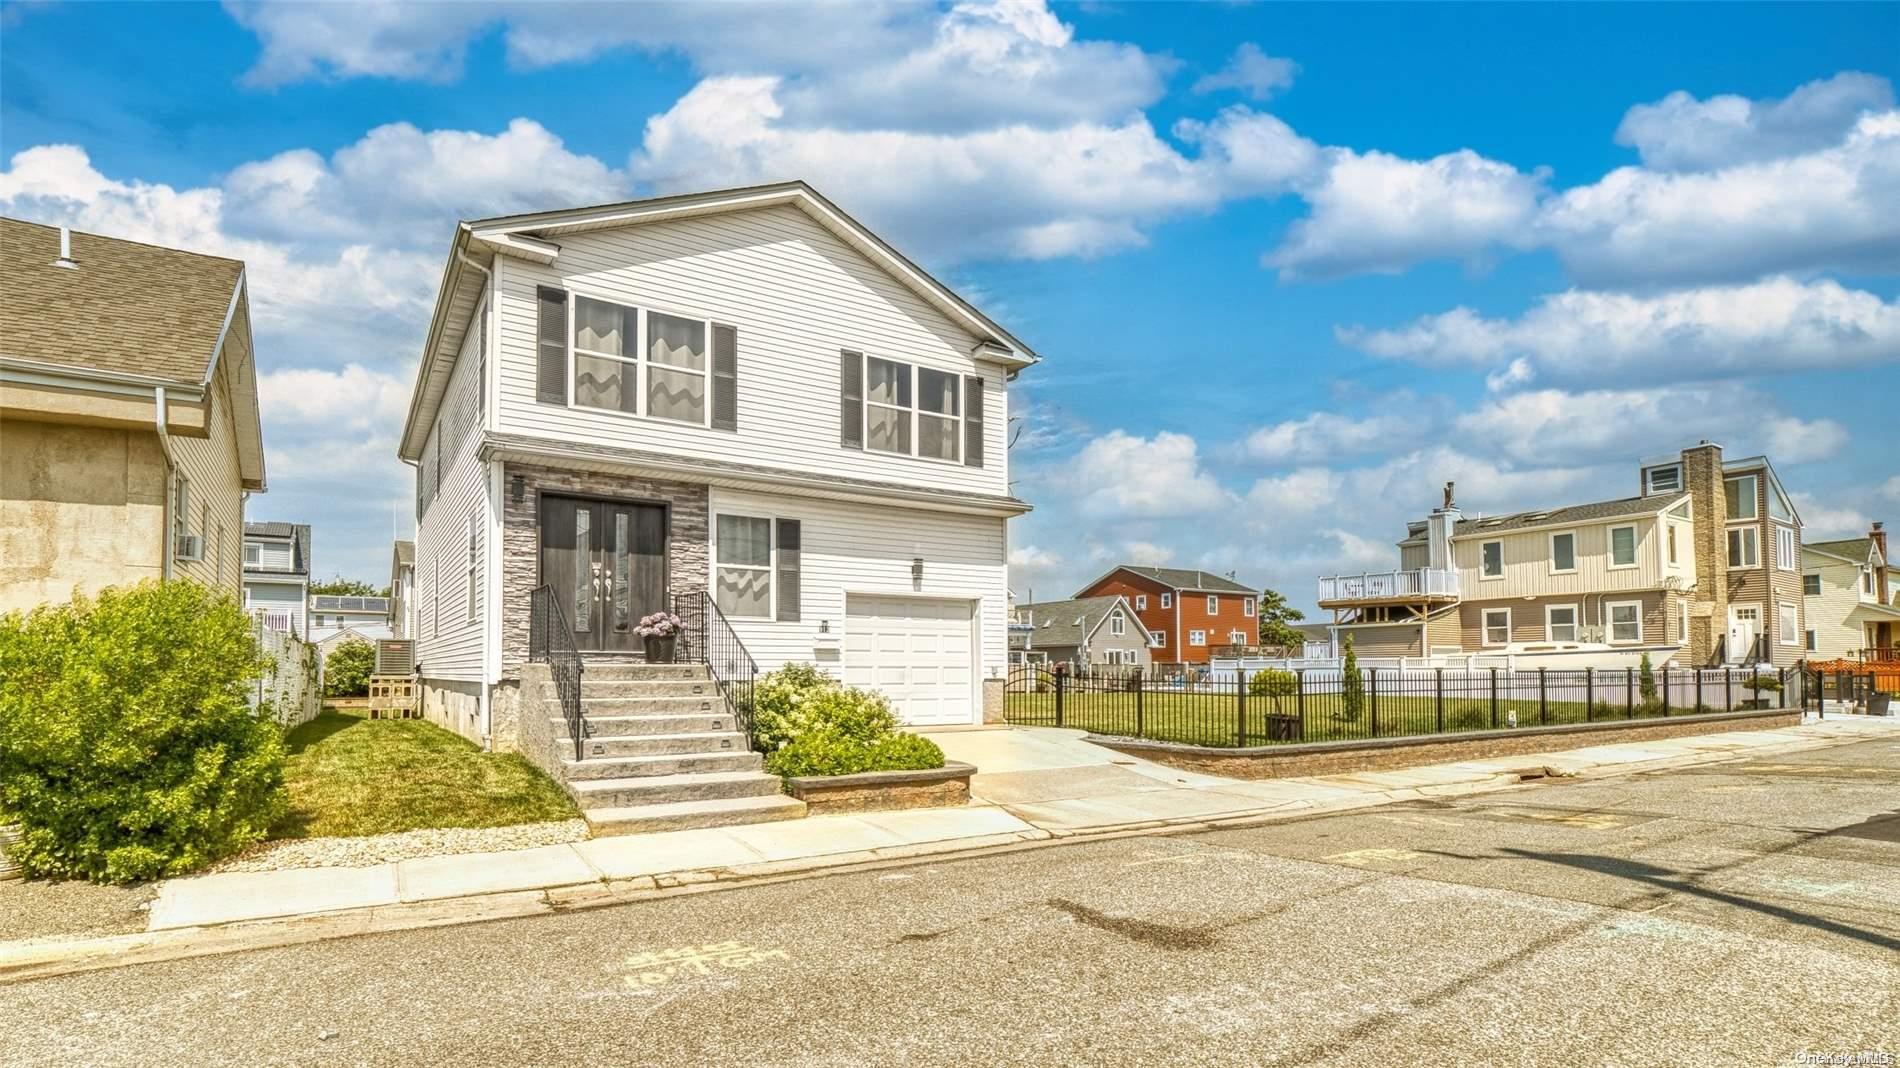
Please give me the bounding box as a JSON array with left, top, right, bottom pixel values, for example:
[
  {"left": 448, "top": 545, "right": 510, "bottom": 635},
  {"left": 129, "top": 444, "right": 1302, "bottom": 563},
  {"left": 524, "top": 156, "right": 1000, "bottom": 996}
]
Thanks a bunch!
[{"left": 0, "top": 720, "right": 1880, "bottom": 983}]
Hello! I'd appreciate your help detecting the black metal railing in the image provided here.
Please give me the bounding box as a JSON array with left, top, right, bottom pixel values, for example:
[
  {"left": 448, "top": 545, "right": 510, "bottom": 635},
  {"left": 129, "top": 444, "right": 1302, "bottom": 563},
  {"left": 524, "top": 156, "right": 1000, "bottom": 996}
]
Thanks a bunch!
[
  {"left": 676, "top": 590, "right": 759, "bottom": 742},
  {"left": 1005, "top": 662, "right": 1796, "bottom": 749},
  {"left": 528, "top": 584, "right": 586, "bottom": 761}
]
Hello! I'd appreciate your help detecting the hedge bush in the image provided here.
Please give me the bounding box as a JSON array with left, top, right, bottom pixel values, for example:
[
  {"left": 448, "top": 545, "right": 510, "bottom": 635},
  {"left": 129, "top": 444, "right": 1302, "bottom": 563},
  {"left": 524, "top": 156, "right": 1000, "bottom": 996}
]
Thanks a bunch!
[
  {"left": 323, "top": 637, "right": 376, "bottom": 698},
  {"left": 751, "top": 663, "right": 944, "bottom": 778},
  {"left": 0, "top": 581, "right": 287, "bottom": 883}
]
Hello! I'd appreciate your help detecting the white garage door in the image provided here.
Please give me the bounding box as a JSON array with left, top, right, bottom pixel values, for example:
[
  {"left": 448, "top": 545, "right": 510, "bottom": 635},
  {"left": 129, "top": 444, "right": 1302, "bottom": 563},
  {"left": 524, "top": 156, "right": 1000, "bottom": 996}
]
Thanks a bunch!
[{"left": 844, "top": 595, "right": 976, "bottom": 726}]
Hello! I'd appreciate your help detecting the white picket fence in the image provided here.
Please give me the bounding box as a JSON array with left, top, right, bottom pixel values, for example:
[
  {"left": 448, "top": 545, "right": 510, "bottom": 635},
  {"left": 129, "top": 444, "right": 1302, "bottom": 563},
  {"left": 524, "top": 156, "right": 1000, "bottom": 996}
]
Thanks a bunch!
[{"left": 252, "top": 622, "right": 322, "bottom": 728}]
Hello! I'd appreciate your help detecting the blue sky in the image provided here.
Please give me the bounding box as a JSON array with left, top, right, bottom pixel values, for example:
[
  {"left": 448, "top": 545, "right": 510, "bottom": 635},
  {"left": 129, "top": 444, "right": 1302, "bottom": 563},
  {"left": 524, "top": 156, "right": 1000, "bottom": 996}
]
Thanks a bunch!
[{"left": 3, "top": 1, "right": 1896, "bottom": 611}]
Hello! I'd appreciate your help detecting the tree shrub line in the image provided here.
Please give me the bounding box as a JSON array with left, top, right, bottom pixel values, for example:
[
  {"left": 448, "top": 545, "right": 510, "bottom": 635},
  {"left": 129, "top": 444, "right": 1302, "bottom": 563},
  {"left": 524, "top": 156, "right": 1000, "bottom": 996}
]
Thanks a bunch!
[{"left": 750, "top": 664, "right": 946, "bottom": 778}]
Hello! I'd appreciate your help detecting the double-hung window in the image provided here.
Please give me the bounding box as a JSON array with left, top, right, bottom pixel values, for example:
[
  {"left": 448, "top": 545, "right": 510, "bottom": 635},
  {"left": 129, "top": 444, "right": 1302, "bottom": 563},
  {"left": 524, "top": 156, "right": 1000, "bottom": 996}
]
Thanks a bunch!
[
  {"left": 1229, "top": 629, "right": 1247, "bottom": 646},
  {"left": 1206, "top": 595, "right": 1219, "bottom": 614},
  {"left": 1150, "top": 630, "right": 1166, "bottom": 647},
  {"left": 1547, "top": 605, "right": 1579, "bottom": 642},
  {"left": 1135, "top": 594, "right": 1148, "bottom": 610},
  {"left": 1244, "top": 598, "right": 1256, "bottom": 618},
  {"left": 1480, "top": 540, "right": 1503, "bottom": 579},
  {"left": 714, "top": 515, "right": 774, "bottom": 619},
  {"left": 1609, "top": 525, "right": 1637, "bottom": 569},
  {"left": 1802, "top": 573, "right": 1821, "bottom": 596},
  {"left": 244, "top": 542, "right": 261, "bottom": 567},
  {"left": 1607, "top": 601, "right": 1642, "bottom": 643},
  {"left": 1188, "top": 629, "right": 1206, "bottom": 647},
  {"left": 1549, "top": 531, "right": 1577, "bottom": 574},
  {"left": 1774, "top": 526, "right": 1795, "bottom": 571},
  {"left": 916, "top": 367, "right": 961, "bottom": 462},
  {"left": 1160, "top": 592, "right": 1172, "bottom": 609},
  {"left": 1778, "top": 602, "right": 1798, "bottom": 646},
  {"left": 865, "top": 357, "right": 914, "bottom": 455},
  {"left": 1108, "top": 612, "right": 1126, "bottom": 637},
  {"left": 1727, "top": 526, "right": 1758, "bottom": 568},
  {"left": 1481, "top": 608, "right": 1511, "bottom": 647},
  {"left": 572, "top": 296, "right": 709, "bottom": 425}
]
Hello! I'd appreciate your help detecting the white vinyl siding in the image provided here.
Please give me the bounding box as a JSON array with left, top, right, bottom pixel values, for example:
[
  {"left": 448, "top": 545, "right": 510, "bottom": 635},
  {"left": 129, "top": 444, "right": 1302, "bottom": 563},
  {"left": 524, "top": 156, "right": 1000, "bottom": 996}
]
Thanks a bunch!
[
  {"left": 414, "top": 294, "right": 492, "bottom": 682},
  {"left": 493, "top": 205, "right": 1009, "bottom": 496},
  {"left": 1455, "top": 518, "right": 1671, "bottom": 597},
  {"left": 706, "top": 487, "right": 1006, "bottom": 704}
]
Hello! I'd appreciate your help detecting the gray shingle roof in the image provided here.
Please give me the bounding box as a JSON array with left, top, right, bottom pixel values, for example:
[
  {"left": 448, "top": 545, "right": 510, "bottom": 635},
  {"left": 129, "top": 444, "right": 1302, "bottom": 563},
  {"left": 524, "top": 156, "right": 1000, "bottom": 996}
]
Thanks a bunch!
[
  {"left": 1452, "top": 494, "right": 1675, "bottom": 537},
  {"left": 1009, "top": 596, "right": 1131, "bottom": 649},
  {"left": 1099, "top": 566, "right": 1255, "bottom": 595},
  {"left": 243, "top": 521, "right": 311, "bottom": 577},
  {"left": 1, "top": 217, "right": 243, "bottom": 384},
  {"left": 1806, "top": 537, "right": 1876, "bottom": 562}
]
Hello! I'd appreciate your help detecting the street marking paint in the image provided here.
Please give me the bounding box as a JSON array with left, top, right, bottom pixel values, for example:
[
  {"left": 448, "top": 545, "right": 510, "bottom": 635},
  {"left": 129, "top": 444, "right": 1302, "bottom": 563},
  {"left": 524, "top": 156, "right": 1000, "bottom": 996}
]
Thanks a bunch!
[
  {"left": 618, "top": 942, "right": 790, "bottom": 989},
  {"left": 1373, "top": 813, "right": 1464, "bottom": 830},
  {"left": 1123, "top": 850, "right": 1260, "bottom": 869},
  {"left": 1497, "top": 810, "right": 1629, "bottom": 831},
  {"left": 1323, "top": 848, "right": 1423, "bottom": 867}
]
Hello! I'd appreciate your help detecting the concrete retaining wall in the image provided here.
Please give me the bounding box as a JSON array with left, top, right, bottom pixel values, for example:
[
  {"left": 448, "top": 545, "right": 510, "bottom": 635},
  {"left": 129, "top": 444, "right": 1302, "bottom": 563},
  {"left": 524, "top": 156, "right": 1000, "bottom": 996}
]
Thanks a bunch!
[
  {"left": 786, "top": 762, "right": 975, "bottom": 815},
  {"left": 1096, "top": 708, "right": 1803, "bottom": 779}
]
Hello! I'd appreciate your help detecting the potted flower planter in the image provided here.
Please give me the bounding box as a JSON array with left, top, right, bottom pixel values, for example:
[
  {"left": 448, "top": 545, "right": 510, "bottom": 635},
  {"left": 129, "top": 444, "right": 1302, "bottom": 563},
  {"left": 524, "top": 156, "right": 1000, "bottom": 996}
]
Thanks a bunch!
[{"left": 636, "top": 611, "right": 684, "bottom": 663}]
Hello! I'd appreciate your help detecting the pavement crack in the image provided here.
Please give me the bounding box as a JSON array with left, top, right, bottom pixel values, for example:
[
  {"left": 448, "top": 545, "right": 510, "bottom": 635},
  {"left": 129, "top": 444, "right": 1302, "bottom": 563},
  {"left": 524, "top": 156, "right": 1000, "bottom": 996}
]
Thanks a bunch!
[{"left": 1047, "top": 899, "right": 1217, "bottom": 950}]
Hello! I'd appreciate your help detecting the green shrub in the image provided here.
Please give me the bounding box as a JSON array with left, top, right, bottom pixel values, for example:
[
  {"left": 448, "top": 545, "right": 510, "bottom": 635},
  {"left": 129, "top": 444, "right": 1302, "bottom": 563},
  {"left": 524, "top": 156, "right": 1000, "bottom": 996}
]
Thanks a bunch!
[
  {"left": 1449, "top": 705, "right": 1489, "bottom": 731},
  {"left": 0, "top": 581, "right": 287, "bottom": 883},
  {"left": 323, "top": 637, "right": 376, "bottom": 698},
  {"left": 1339, "top": 635, "right": 1365, "bottom": 722},
  {"left": 763, "top": 728, "right": 945, "bottom": 778},
  {"left": 1741, "top": 674, "right": 1782, "bottom": 693},
  {"left": 752, "top": 664, "right": 897, "bottom": 753},
  {"left": 1638, "top": 653, "right": 1658, "bottom": 702}
]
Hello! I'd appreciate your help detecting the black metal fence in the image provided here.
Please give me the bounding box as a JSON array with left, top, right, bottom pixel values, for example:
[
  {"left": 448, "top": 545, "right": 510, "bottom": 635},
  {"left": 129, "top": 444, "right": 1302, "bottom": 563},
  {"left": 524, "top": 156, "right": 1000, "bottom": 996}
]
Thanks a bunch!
[
  {"left": 676, "top": 590, "right": 759, "bottom": 740},
  {"left": 527, "top": 584, "right": 586, "bottom": 760},
  {"left": 1801, "top": 666, "right": 1887, "bottom": 716},
  {"left": 1005, "top": 663, "right": 1805, "bottom": 748}
]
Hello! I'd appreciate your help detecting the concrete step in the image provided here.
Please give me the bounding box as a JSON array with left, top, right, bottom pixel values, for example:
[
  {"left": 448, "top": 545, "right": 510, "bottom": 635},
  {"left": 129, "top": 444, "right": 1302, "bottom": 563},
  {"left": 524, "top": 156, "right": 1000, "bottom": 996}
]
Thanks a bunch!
[
  {"left": 569, "top": 679, "right": 722, "bottom": 699},
  {"left": 568, "top": 770, "right": 785, "bottom": 809},
  {"left": 577, "top": 694, "right": 725, "bottom": 715},
  {"left": 577, "top": 663, "right": 709, "bottom": 683},
  {"left": 554, "top": 712, "right": 736, "bottom": 738},
  {"left": 583, "top": 793, "right": 808, "bottom": 837},
  {"left": 573, "top": 731, "right": 751, "bottom": 758},
  {"left": 561, "top": 750, "right": 763, "bottom": 781}
]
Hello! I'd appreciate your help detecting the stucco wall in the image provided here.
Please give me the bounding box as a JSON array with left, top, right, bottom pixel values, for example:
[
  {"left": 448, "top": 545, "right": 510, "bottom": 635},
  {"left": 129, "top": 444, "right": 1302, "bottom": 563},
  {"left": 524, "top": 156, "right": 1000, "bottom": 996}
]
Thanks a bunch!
[{"left": 0, "top": 420, "right": 168, "bottom": 613}]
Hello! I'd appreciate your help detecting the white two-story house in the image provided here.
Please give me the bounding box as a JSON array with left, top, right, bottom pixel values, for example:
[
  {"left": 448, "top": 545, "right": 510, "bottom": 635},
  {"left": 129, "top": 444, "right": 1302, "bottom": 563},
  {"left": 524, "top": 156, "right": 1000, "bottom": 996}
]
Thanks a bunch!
[{"left": 398, "top": 182, "right": 1035, "bottom": 748}]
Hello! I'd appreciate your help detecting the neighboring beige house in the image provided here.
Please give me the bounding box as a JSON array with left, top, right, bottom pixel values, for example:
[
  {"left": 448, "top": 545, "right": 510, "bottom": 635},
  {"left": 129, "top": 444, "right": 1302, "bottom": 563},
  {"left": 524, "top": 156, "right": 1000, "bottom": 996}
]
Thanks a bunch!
[
  {"left": 0, "top": 218, "right": 266, "bottom": 614},
  {"left": 1319, "top": 442, "right": 1805, "bottom": 669},
  {"left": 1008, "top": 595, "right": 1154, "bottom": 669},
  {"left": 1802, "top": 523, "right": 1897, "bottom": 660}
]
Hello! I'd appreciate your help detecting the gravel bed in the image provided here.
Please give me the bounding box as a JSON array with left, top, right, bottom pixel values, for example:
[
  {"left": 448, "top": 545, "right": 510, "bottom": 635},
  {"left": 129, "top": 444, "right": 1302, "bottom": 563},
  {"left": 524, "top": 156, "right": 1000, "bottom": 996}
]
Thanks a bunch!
[{"left": 211, "top": 819, "right": 590, "bottom": 873}]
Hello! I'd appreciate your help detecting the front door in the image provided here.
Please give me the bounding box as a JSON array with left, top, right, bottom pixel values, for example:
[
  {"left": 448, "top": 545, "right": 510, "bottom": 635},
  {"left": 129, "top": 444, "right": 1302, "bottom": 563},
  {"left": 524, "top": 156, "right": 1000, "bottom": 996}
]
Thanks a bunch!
[
  {"left": 1727, "top": 606, "right": 1759, "bottom": 663},
  {"left": 539, "top": 495, "right": 667, "bottom": 653}
]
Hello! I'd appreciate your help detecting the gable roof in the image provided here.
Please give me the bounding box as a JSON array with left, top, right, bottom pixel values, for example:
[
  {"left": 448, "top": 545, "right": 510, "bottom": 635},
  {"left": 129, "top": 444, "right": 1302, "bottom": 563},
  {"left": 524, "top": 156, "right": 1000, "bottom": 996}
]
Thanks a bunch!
[
  {"left": 399, "top": 180, "right": 1037, "bottom": 460},
  {"left": 244, "top": 522, "right": 311, "bottom": 577},
  {"left": 1448, "top": 494, "right": 1683, "bottom": 539},
  {"left": 1805, "top": 536, "right": 1879, "bottom": 565},
  {"left": 1010, "top": 596, "right": 1145, "bottom": 649},
  {"left": 1, "top": 217, "right": 266, "bottom": 489},
  {"left": 1081, "top": 565, "right": 1256, "bottom": 596}
]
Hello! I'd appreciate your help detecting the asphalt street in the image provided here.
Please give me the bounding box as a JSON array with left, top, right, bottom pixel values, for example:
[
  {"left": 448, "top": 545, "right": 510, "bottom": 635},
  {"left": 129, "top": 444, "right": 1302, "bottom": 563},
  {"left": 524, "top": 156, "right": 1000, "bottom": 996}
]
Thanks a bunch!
[{"left": 6, "top": 736, "right": 1898, "bottom": 1067}]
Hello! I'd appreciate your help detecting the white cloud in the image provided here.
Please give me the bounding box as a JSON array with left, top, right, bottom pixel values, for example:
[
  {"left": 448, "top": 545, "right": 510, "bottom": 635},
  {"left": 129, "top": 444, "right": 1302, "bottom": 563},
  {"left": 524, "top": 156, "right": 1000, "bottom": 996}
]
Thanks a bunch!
[
  {"left": 1245, "top": 468, "right": 1342, "bottom": 515},
  {"left": 1238, "top": 411, "right": 1405, "bottom": 464},
  {"left": 1615, "top": 71, "right": 1894, "bottom": 172},
  {"left": 1883, "top": 475, "right": 1900, "bottom": 503},
  {"left": 1265, "top": 147, "right": 1548, "bottom": 279},
  {"left": 1543, "top": 110, "right": 1900, "bottom": 286},
  {"left": 1069, "top": 430, "right": 1235, "bottom": 519},
  {"left": 1323, "top": 529, "right": 1397, "bottom": 571},
  {"left": 1791, "top": 494, "right": 1872, "bottom": 540},
  {"left": 257, "top": 363, "right": 412, "bottom": 431},
  {"left": 633, "top": 78, "right": 1316, "bottom": 261},
  {"left": 1192, "top": 43, "right": 1298, "bottom": 101},
  {"left": 1455, "top": 387, "right": 1848, "bottom": 464},
  {"left": 1341, "top": 277, "right": 1900, "bottom": 383}
]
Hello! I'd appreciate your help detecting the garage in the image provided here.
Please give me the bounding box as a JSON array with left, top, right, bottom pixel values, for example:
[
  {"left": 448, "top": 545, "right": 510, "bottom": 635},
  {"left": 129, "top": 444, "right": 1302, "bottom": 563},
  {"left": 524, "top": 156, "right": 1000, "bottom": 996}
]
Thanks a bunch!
[{"left": 843, "top": 594, "right": 977, "bottom": 726}]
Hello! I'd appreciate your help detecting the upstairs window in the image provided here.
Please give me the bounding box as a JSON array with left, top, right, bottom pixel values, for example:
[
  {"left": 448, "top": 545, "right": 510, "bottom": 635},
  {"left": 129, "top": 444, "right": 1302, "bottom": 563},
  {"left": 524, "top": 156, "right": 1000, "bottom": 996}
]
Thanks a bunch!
[
  {"left": 1161, "top": 592, "right": 1172, "bottom": 609},
  {"left": 1188, "top": 629, "right": 1206, "bottom": 647},
  {"left": 244, "top": 542, "right": 261, "bottom": 566},
  {"left": 1775, "top": 526, "right": 1795, "bottom": 571},
  {"left": 1609, "top": 525, "right": 1638, "bottom": 568},
  {"left": 1135, "top": 594, "right": 1148, "bottom": 610},
  {"left": 1150, "top": 630, "right": 1166, "bottom": 647},
  {"left": 1727, "top": 527, "right": 1758, "bottom": 568},
  {"left": 1550, "top": 531, "right": 1577, "bottom": 574},
  {"left": 646, "top": 311, "right": 707, "bottom": 425},
  {"left": 865, "top": 357, "right": 913, "bottom": 456},
  {"left": 1480, "top": 540, "right": 1503, "bottom": 578},
  {"left": 916, "top": 367, "right": 962, "bottom": 462},
  {"left": 1725, "top": 475, "right": 1758, "bottom": 521},
  {"left": 1667, "top": 524, "right": 1678, "bottom": 565},
  {"left": 1802, "top": 573, "right": 1821, "bottom": 596},
  {"left": 1206, "top": 595, "right": 1219, "bottom": 614},
  {"left": 1108, "top": 612, "right": 1125, "bottom": 636},
  {"left": 571, "top": 296, "right": 711, "bottom": 426},
  {"left": 1645, "top": 465, "right": 1681, "bottom": 494}
]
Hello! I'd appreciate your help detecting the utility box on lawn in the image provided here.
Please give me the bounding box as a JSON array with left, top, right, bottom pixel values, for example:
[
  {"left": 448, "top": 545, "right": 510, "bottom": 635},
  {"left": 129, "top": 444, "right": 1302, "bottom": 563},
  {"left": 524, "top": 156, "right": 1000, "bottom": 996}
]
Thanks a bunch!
[{"left": 368, "top": 639, "right": 418, "bottom": 719}]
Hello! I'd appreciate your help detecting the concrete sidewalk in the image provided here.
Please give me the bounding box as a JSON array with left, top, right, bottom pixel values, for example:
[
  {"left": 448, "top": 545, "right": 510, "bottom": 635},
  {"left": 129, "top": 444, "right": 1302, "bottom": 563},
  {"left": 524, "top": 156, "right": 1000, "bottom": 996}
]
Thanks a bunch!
[{"left": 138, "top": 713, "right": 1894, "bottom": 932}]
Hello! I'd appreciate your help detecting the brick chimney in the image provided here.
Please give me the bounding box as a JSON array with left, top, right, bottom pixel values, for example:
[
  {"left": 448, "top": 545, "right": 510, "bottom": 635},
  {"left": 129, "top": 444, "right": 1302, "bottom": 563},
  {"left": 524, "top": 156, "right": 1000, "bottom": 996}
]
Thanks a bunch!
[{"left": 1680, "top": 441, "right": 1728, "bottom": 663}]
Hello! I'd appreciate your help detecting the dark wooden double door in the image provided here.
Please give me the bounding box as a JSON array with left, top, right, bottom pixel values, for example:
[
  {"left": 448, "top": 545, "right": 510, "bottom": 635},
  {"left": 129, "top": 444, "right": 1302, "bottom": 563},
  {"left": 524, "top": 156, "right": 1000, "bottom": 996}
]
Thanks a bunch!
[{"left": 539, "top": 495, "right": 667, "bottom": 653}]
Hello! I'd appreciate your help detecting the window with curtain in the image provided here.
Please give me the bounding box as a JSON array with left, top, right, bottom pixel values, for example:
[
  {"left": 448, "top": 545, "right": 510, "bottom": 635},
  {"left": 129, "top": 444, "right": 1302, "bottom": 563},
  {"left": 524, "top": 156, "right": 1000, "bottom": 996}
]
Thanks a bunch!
[{"left": 715, "top": 515, "right": 773, "bottom": 619}]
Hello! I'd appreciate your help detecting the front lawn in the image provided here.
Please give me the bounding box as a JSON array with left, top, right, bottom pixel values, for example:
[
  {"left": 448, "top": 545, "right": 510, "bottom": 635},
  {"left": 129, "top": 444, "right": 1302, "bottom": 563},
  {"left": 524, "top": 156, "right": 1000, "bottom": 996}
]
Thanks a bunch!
[{"left": 275, "top": 709, "right": 575, "bottom": 839}]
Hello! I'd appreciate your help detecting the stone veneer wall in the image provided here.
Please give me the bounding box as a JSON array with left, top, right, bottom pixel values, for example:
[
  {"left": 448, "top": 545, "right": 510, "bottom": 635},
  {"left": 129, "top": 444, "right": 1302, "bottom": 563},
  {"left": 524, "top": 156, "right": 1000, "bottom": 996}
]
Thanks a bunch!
[
  {"left": 498, "top": 461, "right": 710, "bottom": 676},
  {"left": 1682, "top": 443, "right": 1729, "bottom": 664}
]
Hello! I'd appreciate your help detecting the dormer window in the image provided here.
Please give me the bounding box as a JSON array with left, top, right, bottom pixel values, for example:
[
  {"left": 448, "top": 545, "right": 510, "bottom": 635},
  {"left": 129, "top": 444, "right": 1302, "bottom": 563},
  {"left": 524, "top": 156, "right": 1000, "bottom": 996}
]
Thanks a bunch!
[{"left": 1646, "top": 465, "right": 1681, "bottom": 494}]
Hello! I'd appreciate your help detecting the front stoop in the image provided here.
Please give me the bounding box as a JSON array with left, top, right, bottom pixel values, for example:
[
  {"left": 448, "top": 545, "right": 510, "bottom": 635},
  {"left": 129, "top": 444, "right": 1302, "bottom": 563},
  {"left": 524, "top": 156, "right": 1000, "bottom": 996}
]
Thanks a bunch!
[{"left": 541, "top": 662, "right": 806, "bottom": 836}]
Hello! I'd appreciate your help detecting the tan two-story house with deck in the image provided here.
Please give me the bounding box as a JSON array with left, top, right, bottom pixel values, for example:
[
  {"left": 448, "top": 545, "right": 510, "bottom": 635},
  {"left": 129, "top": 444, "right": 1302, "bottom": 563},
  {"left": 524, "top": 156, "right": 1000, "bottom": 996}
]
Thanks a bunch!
[
  {"left": 1, "top": 219, "right": 266, "bottom": 613},
  {"left": 1319, "top": 442, "right": 1805, "bottom": 669}
]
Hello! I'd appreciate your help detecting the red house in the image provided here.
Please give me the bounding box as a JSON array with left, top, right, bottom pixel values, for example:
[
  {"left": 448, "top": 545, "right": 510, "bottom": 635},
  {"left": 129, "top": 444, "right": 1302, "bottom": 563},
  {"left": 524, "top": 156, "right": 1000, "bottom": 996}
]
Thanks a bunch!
[{"left": 1072, "top": 566, "right": 1259, "bottom": 668}]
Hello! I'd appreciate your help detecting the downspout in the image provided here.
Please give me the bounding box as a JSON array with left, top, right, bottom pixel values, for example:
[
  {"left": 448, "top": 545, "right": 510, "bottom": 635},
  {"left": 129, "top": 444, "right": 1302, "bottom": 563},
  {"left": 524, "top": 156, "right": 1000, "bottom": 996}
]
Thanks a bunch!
[
  {"left": 456, "top": 249, "right": 497, "bottom": 748},
  {"left": 154, "top": 386, "right": 177, "bottom": 581}
]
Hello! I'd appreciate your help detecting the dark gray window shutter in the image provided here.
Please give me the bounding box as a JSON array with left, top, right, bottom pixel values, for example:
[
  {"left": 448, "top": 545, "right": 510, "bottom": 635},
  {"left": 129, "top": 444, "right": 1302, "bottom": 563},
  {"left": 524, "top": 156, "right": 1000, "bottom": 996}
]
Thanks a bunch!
[
  {"left": 535, "top": 286, "right": 568, "bottom": 405},
  {"left": 775, "top": 519, "right": 801, "bottom": 622},
  {"left": 963, "top": 375, "right": 984, "bottom": 468},
  {"left": 839, "top": 350, "right": 863, "bottom": 449},
  {"left": 711, "top": 323, "right": 738, "bottom": 431}
]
